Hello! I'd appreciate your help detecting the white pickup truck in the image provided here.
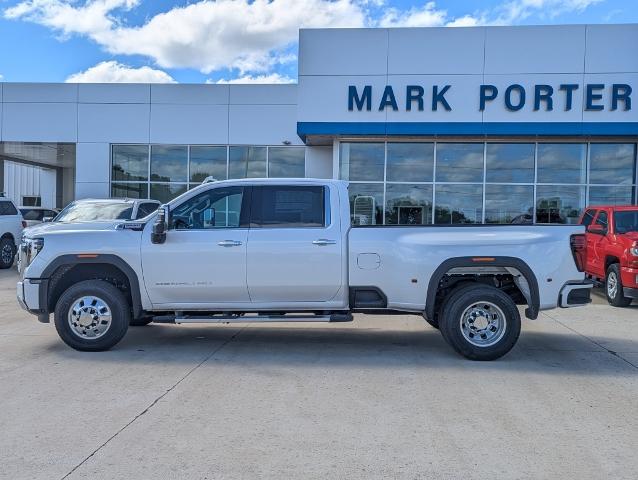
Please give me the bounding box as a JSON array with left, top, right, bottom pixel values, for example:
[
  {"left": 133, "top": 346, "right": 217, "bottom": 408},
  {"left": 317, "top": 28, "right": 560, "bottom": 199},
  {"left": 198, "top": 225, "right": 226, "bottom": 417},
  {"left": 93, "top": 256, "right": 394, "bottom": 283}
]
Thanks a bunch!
[{"left": 17, "top": 179, "right": 592, "bottom": 360}]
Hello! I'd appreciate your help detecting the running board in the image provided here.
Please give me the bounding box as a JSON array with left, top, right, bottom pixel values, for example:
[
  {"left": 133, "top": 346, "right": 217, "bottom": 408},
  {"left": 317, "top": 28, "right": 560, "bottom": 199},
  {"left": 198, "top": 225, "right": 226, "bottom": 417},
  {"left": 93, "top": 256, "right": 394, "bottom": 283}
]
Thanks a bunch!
[{"left": 166, "top": 313, "right": 353, "bottom": 324}]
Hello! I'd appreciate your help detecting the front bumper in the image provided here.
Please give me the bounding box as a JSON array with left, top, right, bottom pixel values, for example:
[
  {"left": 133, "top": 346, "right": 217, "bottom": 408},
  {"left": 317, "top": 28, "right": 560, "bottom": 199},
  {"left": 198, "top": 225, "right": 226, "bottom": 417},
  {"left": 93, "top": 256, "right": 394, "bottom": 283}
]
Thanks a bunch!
[
  {"left": 559, "top": 281, "right": 593, "bottom": 308},
  {"left": 17, "top": 279, "right": 49, "bottom": 323},
  {"left": 623, "top": 286, "right": 638, "bottom": 299}
]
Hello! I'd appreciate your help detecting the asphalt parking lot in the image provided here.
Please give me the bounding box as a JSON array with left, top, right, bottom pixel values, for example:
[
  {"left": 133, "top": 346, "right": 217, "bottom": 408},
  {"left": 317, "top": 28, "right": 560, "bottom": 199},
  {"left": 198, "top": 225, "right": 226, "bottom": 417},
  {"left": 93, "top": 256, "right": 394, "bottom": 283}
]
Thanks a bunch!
[{"left": 1, "top": 268, "right": 637, "bottom": 480}]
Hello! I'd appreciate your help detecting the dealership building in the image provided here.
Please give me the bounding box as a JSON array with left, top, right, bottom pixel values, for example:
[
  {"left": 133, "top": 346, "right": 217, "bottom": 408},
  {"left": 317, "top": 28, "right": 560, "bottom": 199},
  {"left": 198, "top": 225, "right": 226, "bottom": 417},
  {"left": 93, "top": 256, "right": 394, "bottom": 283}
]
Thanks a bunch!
[{"left": 0, "top": 23, "right": 636, "bottom": 225}]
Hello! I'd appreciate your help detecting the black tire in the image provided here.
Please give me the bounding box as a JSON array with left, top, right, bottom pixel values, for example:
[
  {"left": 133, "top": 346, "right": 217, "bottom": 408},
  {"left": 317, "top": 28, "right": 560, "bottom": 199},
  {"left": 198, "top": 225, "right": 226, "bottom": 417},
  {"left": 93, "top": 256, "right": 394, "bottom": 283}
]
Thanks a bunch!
[
  {"left": 605, "top": 264, "right": 632, "bottom": 307},
  {"left": 439, "top": 284, "right": 521, "bottom": 361},
  {"left": 130, "top": 316, "right": 153, "bottom": 327},
  {"left": 54, "top": 280, "right": 130, "bottom": 351},
  {"left": 0, "top": 237, "right": 15, "bottom": 269}
]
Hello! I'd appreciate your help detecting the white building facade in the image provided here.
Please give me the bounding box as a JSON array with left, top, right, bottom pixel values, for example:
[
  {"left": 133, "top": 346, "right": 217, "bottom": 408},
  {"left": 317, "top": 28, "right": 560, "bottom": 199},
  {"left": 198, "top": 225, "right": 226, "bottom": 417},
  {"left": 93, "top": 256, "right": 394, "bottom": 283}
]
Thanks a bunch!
[{"left": 0, "top": 24, "right": 637, "bottom": 224}]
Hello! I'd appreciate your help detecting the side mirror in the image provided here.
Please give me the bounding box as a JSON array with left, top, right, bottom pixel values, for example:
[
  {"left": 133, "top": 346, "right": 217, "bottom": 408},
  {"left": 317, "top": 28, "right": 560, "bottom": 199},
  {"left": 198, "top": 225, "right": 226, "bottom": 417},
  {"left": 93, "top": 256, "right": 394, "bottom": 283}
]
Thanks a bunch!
[
  {"left": 587, "top": 224, "right": 606, "bottom": 235},
  {"left": 42, "top": 216, "right": 54, "bottom": 223},
  {"left": 151, "top": 205, "right": 169, "bottom": 244}
]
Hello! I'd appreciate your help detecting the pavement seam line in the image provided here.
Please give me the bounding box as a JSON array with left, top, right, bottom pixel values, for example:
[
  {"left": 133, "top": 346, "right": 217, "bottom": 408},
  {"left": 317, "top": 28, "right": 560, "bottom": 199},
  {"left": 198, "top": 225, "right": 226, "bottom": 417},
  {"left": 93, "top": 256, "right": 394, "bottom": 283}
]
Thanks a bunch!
[
  {"left": 60, "top": 326, "right": 247, "bottom": 480},
  {"left": 541, "top": 310, "right": 638, "bottom": 370}
]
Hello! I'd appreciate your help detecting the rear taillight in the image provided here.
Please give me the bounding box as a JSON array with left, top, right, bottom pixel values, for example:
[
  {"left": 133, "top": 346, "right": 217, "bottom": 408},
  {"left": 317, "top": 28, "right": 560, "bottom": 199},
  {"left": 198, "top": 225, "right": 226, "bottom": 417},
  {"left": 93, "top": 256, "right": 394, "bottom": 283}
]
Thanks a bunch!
[
  {"left": 570, "top": 234, "right": 586, "bottom": 272},
  {"left": 21, "top": 220, "right": 27, "bottom": 228}
]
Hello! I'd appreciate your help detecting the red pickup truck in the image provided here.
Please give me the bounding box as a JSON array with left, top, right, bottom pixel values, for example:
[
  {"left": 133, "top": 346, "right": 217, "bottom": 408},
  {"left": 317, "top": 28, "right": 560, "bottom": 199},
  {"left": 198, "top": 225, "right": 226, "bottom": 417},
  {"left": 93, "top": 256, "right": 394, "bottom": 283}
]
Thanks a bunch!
[{"left": 580, "top": 206, "right": 638, "bottom": 307}]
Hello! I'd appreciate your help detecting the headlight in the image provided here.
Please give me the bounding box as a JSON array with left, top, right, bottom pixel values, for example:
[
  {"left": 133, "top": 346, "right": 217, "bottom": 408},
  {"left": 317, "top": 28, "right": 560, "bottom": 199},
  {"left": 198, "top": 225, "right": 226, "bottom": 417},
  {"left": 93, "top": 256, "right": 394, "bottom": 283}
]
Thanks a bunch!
[
  {"left": 18, "top": 237, "right": 44, "bottom": 276},
  {"left": 631, "top": 242, "right": 638, "bottom": 256}
]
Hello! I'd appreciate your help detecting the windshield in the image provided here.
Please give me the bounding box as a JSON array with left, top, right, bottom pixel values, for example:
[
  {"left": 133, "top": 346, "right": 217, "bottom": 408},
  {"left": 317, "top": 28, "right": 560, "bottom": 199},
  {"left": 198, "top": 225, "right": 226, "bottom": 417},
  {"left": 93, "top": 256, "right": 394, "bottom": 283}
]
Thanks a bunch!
[
  {"left": 614, "top": 210, "right": 638, "bottom": 234},
  {"left": 55, "top": 202, "right": 134, "bottom": 223}
]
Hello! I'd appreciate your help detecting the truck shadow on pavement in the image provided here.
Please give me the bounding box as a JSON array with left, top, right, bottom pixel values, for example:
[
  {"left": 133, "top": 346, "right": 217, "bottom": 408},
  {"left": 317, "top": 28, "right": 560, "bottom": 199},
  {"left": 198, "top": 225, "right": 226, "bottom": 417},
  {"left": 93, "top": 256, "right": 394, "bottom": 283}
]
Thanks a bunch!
[{"left": 42, "top": 323, "right": 638, "bottom": 373}]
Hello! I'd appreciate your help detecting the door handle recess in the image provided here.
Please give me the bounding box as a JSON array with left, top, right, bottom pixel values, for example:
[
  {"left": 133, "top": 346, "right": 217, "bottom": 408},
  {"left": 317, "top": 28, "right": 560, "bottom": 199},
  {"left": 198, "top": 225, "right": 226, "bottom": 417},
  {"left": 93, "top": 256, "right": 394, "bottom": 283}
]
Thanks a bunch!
[
  {"left": 218, "top": 240, "right": 243, "bottom": 247},
  {"left": 312, "top": 239, "right": 337, "bottom": 246}
]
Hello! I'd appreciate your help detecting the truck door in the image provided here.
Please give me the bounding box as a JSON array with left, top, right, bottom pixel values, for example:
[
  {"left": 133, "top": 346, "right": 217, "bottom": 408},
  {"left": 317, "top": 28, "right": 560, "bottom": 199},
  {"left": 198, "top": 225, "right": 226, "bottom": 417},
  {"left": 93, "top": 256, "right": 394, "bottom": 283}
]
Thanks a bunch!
[
  {"left": 141, "top": 186, "right": 250, "bottom": 306},
  {"left": 589, "top": 210, "right": 610, "bottom": 276},
  {"left": 246, "top": 184, "right": 343, "bottom": 303}
]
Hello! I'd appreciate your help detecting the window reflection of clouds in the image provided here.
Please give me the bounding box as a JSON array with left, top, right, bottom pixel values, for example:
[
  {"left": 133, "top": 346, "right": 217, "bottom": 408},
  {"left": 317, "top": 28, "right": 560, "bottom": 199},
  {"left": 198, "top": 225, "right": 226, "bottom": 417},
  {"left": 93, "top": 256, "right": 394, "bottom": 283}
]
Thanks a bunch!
[
  {"left": 486, "top": 144, "right": 535, "bottom": 183},
  {"left": 385, "top": 184, "right": 433, "bottom": 224},
  {"left": 589, "top": 144, "right": 636, "bottom": 185},
  {"left": 485, "top": 185, "right": 534, "bottom": 224},
  {"left": 536, "top": 185, "right": 585, "bottom": 224},
  {"left": 268, "top": 147, "right": 305, "bottom": 178},
  {"left": 386, "top": 143, "right": 434, "bottom": 182},
  {"left": 436, "top": 143, "right": 484, "bottom": 183},
  {"left": 229, "top": 146, "right": 267, "bottom": 179},
  {"left": 151, "top": 145, "right": 188, "bottom": 183},
  {"left": 589, "top": 186, "right": 635, "bottom": 206},
  {"left": 112, "top": 145, "right": 148, "bottom": 181},
  {"left": 340, "top": 143, "right": 385, "bottom": 181},
  {"left": 435, "top": 184, "right": 483, "bottom": 224},
  {"left": 190, "top": 146, "right": 227, "bottom": 182},
  {"left": 537, "top": 144, "right": 586, "bottom": 184}
]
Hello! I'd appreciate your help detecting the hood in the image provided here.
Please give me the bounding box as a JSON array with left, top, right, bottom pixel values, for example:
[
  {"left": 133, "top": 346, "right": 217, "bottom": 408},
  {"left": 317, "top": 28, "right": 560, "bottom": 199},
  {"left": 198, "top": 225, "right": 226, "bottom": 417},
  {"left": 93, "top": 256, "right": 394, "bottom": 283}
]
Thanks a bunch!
[
  {"left": 618, "top": 231, "right": 638, "bottom": 243},
  {"left": 23, "top": 221, "right": 122, "bottom": 237}
]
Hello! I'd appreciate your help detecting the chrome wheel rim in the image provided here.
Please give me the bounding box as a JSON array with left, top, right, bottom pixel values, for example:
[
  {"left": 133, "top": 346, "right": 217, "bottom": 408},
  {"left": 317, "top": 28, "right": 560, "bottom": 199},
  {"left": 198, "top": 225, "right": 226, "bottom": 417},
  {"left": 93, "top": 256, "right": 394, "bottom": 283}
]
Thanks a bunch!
[
  {"left": 607, "top": 271, "right": 618, "bottom": 298},
  {"left": 1, "top": 244, "right": 13, "bottom": 264},
  {"left": 460, "top": 301, "right": 507, "bottom": 348},
  {"left": 67, "top": 296, "right": 112, "bottom": 339}
]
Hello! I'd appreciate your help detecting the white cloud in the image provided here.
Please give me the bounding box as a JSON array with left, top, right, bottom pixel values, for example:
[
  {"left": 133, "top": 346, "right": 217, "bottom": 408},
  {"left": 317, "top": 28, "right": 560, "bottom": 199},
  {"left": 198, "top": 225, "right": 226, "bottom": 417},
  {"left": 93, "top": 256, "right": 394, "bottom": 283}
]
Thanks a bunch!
[
  {"left": 66, "top": 61, "right": 176, "bottom": 83},
  {"left": 5, "top": 0, "right": 365, "bottom": 74},
  {"left": 4, "top": 0, "right": 605, "bottom": 80},
  {"left": 378, "top": 1, "right": 447, "bottom": 28},
  {"left": 213, "top": 73, "right": 296, "bottom": 84}
]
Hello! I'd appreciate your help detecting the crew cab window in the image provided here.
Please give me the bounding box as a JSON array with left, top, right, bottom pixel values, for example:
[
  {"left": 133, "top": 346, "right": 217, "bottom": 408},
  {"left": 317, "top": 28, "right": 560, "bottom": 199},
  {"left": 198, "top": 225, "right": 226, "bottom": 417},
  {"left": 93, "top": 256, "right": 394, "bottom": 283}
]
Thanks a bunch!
[
  {"left": 0, "top": 201, "right": 18, "bottom": 216},
  {"left": 251, "top": 186, "right": 325, "bottom": 228},
  {"left": 580, "top": 209, "right": 596, "bottom": 227},
  {"left": 20, "top": 209, "right": 42, "bottom": 221},
  {"left": 171, "top": 187, "right": 244, "bottom": 230},
  {"left": 614, "top": 211, "right": 638, "bottom": 234},
  {"left": 136, "top": 202, "right": 159, "bottom": 219}
]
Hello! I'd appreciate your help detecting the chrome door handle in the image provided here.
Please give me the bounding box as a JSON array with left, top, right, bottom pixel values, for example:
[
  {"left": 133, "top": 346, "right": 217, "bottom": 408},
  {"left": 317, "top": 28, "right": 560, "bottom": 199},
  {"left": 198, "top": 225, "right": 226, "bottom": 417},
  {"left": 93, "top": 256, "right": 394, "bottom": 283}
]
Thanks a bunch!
[
  {"left": 218, "top": 240, "right": 243, "bottom": 247},
  {"left": 312, "top": 239, "right": 337, "bottom": 246}
]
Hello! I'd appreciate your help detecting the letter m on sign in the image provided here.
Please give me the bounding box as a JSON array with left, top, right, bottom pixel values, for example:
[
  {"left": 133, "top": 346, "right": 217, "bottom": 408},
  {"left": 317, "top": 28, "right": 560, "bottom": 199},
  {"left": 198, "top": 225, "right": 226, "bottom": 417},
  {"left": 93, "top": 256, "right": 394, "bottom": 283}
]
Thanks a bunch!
[{"left": 348, "top": 85, "right": 372, "bottom": 111}]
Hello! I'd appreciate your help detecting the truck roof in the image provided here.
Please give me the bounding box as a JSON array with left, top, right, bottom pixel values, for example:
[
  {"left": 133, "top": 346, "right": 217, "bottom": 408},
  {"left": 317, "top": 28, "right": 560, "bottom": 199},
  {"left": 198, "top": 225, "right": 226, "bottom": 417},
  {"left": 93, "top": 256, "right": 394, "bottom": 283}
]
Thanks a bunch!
[{"left": 588, "top": 205, "right": 638, "bottom": 211}]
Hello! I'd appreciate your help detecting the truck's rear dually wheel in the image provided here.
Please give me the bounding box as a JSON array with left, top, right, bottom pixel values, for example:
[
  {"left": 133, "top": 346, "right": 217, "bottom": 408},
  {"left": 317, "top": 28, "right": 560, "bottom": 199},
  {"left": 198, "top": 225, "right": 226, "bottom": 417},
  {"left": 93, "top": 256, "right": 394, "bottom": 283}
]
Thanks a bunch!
[
  {"left": 54, "top": 280, "right": 129, "bottom": 351},
  {"left": 439, "top": 284, "right": 521, "bottom": 361}
]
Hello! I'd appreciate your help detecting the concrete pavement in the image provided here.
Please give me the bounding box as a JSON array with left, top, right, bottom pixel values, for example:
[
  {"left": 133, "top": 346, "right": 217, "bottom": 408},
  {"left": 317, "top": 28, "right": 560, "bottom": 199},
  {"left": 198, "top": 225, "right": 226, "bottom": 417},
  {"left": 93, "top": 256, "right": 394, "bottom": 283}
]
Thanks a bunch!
[{"left": 1, "top": 268, "right": 637, "bottom": 479}]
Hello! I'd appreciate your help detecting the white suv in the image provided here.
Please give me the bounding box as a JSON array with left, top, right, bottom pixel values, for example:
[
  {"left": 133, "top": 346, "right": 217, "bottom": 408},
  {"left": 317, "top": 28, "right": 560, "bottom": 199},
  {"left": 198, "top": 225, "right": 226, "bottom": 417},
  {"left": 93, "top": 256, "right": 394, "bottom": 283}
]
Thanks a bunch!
[{"left": 0, "top": 197, "right": 24, "bottom": 268}]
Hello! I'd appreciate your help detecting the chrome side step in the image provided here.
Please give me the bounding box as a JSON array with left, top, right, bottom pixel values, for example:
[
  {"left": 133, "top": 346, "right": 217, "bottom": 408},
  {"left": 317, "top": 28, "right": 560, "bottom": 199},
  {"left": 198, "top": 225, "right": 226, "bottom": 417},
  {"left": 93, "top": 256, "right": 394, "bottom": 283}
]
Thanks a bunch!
[{"left": 168, "top": 312, "right": 353, "bottom": 324}]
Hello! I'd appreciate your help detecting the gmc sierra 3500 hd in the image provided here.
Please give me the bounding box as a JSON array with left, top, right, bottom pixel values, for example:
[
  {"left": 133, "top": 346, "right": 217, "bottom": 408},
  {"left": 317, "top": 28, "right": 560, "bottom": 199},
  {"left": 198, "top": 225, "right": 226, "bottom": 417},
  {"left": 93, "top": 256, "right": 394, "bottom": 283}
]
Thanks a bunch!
[{"left": 17, "top": 179, "right": 592, "bottom": 360}]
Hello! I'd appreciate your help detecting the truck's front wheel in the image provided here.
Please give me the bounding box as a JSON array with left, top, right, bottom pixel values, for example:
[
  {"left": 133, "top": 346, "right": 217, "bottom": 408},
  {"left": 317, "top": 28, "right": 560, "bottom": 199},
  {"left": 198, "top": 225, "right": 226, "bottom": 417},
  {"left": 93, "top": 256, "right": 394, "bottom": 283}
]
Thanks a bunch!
[
  {"left": 439, "top": 285, "right": 520, "bottom": 361},
  {"left": 54, "top": 280, "right": 130, "bottom": 351},
  {"left": 605, "top": 264, "right": 632, "bottom": 307}
]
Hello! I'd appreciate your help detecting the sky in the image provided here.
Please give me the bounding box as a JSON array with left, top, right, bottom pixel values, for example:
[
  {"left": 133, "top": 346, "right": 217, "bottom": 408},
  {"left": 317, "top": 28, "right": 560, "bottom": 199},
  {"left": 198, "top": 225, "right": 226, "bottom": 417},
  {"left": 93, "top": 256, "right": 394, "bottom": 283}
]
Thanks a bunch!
[{"left": 0, "top": 0, "right": 635, "bottom": 84}]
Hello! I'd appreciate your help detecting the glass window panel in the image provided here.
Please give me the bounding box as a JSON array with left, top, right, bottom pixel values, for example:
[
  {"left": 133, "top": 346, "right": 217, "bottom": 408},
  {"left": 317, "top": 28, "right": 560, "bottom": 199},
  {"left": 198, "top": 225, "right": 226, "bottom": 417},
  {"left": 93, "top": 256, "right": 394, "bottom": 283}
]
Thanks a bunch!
[
  {"left": 112, "top": 145, "right": 148, "bottom": 181},
  {"left": 111, "top": 182, "right": 148, "bottom": 199},
  {"left": 150, "top": 145, "right": 188, "bottom": 183},
  {"left": 348, "top": 183, "right": 384, "bottom": 226},
  {"left": 537, "top": 144, "right": 586, "bottom": 184},
  {"left": 150, "top": 183, "right": 188, "bottom": 203},
  {"left": 385, "top": 184, "right": 433, "bottom": 225},
  {"left": 536, "top": 185, "right": 585, "bottom": 224},
  {"left": 190, "top": 146, "right": 227, "bottom": 182},
  {"left": 588, "top": 186, "right": 635, "bottom": 206},
  {"left": 614, "top": 210, "right": 638, "bottom": 234},
  {"left": 485, "top": 185, "right": 534, "bottom": 224},
  {"left": 386, "top": 143, "right": 434, "bottom": 182},
  {"left": 268, "top": 147, "right": 305, "bottom": 178},
  {"left": 435, "top": 143, "right": 484, "bottom": 183},
  {"left": 339, "top": 143, "right": 385, "bottom": 182},
  {"left": 485, "top": 143, "right": 535, "bottom": 183},
  {"left": 589, "top": 143, "right": 637, "bottom": 185},
  {"left": 253, "top": 186, "right": 324, "bottom": 227},
  {"left": 171, "top": 187, "right": 244, "bottom": 229},
  {"left": 434, "top": 184, "right": 483, "bottom": 224},
  {"left": 228, "top": 146, "right": 267, "bottom": 178}
]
